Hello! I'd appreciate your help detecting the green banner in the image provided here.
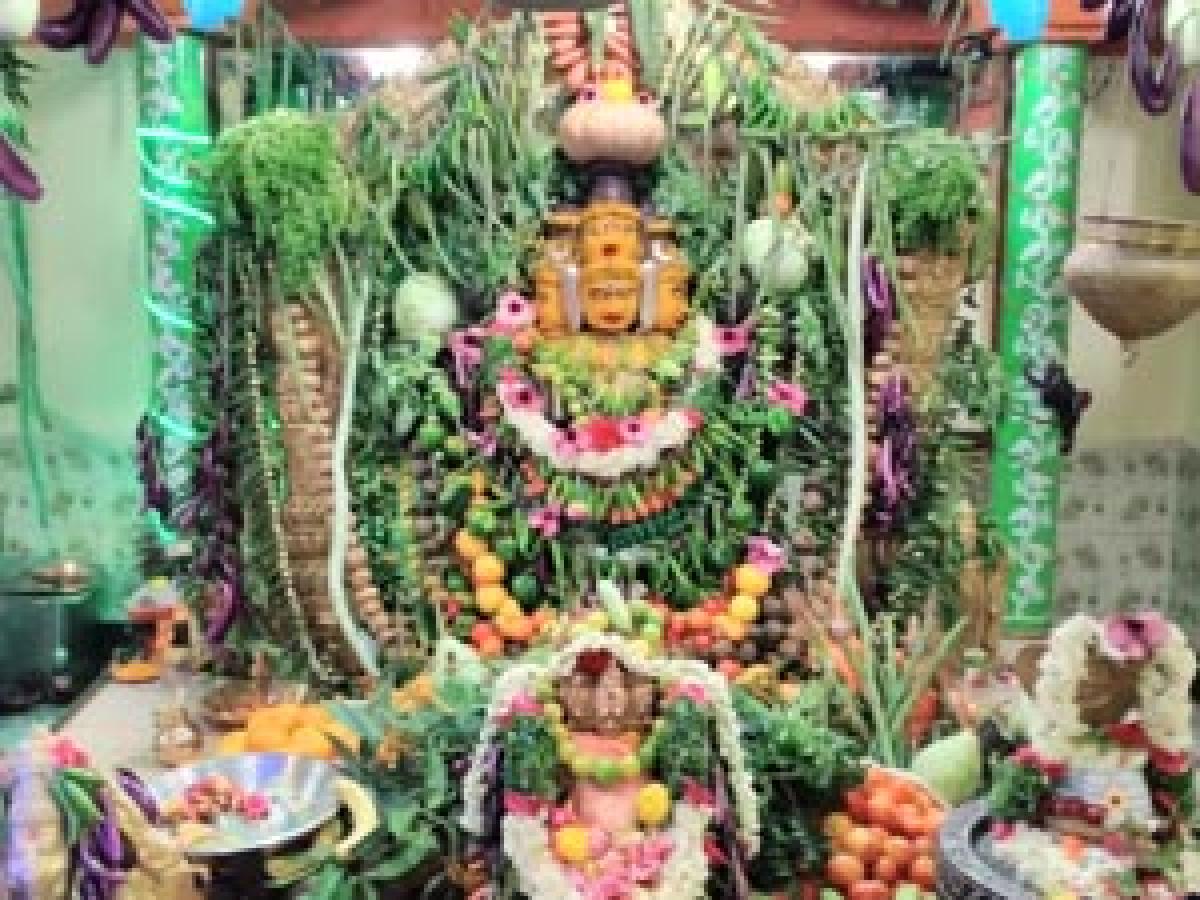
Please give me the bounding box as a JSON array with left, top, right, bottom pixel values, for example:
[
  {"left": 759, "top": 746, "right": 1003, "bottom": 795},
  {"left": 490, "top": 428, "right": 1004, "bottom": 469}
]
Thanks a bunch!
[
  {"left": 991, "top": 44, "right": 1087, "bottom": 634},
  {"left": 137, "top": 35, "right": 214, "bottom": 541}
]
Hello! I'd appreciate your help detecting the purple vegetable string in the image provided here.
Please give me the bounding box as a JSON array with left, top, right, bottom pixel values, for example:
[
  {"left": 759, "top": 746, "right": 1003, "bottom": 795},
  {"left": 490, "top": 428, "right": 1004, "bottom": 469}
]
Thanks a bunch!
[
  {"left": 869, "top": 374, "right": 918, "bottom": 532},
  {"left": 863, "top": 254, "right": 895, "bottom": 363},
  {"left": 135, "top": 416, "right": 171, "bottom": 525}
]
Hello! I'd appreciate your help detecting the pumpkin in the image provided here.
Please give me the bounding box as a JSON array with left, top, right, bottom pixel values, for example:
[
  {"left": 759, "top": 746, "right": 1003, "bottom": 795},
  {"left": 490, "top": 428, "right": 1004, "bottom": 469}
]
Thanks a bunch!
[
  {"left": 558, "top": 92, "right": 667, "bottom": 166},
  {"left": 393, "top": 273, "right": 459, "bottom": 338},
  {"left": 743, "top": 216, "right": 814, "bottom": 291},
  {"left": 0, "top": 0, "right": 38, "bottom": 38}
]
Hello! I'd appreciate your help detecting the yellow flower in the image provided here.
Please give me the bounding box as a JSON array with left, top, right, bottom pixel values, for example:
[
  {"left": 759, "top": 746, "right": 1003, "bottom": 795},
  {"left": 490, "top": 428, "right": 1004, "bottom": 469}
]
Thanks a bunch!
[
  {"left": 553, "top": 825, "right": 591, "bottom": 865},
  {"left": 636, "top": 782, "right": 672, "bottom": 828}
]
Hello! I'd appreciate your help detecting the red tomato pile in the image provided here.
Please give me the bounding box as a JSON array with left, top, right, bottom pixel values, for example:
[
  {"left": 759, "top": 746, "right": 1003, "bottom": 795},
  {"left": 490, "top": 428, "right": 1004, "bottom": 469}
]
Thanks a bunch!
[{"left": 823, "top": 768, "right": 944, "bottom": 898}]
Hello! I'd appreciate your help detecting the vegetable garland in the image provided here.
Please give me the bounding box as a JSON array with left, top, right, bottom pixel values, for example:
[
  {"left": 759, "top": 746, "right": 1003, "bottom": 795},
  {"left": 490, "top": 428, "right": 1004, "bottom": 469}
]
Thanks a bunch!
[{"left": 36, "top": 0, "right": 173, "bottom": 65}]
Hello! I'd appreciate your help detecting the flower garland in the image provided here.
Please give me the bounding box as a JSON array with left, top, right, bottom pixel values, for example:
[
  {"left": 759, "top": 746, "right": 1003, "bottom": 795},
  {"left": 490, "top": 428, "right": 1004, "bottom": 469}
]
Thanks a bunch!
[
  {"left": 1027, "top": 613, "right": 1194, "bottom": 770},
  {"left": 502, "top": 802, "right": 712, "bottom": 900},
  {"left": 460, "top": 633, "right": 760, "bottom": 854}
]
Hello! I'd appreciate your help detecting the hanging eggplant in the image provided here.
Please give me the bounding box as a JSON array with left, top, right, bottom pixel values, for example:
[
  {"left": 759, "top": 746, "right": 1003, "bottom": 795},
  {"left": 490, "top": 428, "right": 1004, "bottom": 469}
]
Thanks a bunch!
[
  {"left": 1108, "top": 0, "right": 1136, "bottom": 39},
  {"left": 36, "top": 0, "right": 172, "bottom": 64},
  {"left": 1129, "top": 0, "right": 1180, "bottom": 115},
  {"left": 1183, "top": 78, "right": 1200, "bottom": 193},
  {"left": 0, "top": 133, "right": 42, "bottom": 202}
]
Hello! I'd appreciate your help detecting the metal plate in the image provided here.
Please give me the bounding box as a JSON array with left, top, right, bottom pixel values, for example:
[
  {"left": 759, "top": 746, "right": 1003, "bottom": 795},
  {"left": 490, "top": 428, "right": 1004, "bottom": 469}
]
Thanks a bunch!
[{"left": 143, "top": 752, "right": 338, "bottom": 858}]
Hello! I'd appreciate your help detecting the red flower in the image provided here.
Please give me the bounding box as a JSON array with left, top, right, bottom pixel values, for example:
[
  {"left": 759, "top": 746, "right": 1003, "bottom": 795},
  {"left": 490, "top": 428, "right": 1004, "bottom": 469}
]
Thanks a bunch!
[
  {"left": 576, "top": 649, "right": 613, "bottom": 677},
  {"left": 703, "top": 835, "right": 728, "bottom": 866},
  {"left": 579, "top": 417, "right": 624, "bottom": 452},
  {"left": 1010, "top": 745, "right": 1039, "bottom": 767},
  {"left": 681, "top": 777, "right": 715, "bottom": 809},
  {"left": 1037, "top": 758, "right": 1068, "bottom": 781},
  {"left": 990, "top": 822, "right": 1016, "bottom": 841},
  {"left": 682, "top": 408, "right": 704, "bottom": 430},
  {"left": 503, "top": 791, "right": 546, "bottom": 816},
  {"left": 1150, "top": 747, "right": 1192, "bottom": 776},
  {"left": 1104, "top": 720, "right": 1150, "bottom": 749}
]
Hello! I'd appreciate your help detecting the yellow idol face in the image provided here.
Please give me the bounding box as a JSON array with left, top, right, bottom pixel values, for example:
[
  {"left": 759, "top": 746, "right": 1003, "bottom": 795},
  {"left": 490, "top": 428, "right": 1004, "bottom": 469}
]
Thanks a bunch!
[{"left": 582, "top": 265, "right": 640, "bottom": 333}]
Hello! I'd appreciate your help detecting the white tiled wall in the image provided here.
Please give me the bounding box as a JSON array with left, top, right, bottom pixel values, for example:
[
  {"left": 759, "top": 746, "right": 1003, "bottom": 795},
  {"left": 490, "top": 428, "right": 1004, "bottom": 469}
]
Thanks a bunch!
[{"left": 1057, "top": 441, "right": 1200, "bottom": 640}]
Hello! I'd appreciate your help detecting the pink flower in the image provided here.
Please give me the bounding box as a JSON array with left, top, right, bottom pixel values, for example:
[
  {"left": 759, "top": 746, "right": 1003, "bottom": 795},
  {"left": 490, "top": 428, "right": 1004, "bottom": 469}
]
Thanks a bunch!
[
  {"left": 581, "top": 871, "right": 633, "bottom": 900},
  {"left": 626, "top": 835, "right": 674, "bottom": 883},
  {"left": 466, "top": 428, "right": 497, "bottom": 457},
  {"left": 565, "top": 503, "right": 591, "bottom": 522},
  {"left": 239, "top": 791, "right": 270, "bottom": 821},
  {"left": 682, "top": 408, "right": 704, "bottom": 430},
  {"left": 493, "top": 290, "right": 534, "bottom": 333},
  {"left": 1101, "top": 831, "right": 1132, "bottom": 858},
  {"left": 496, "top": 691, "right": 544, "bottom": 728},
  {"left": 665, "top": 682, "right": 709, "bottom": 706},
  {"left": 990, "top": 821, "right": 1016, "bottom": 841},
  {"left": 745, "top": 536, "right": 786, "bottom": 576},
  {"left": 503, "top": 791, "right": 547, "bottom": 816},
  {"left": 529, "top": 503, "right": 563, "bottom": 538},
  {"left": 553, "top": 427, "right": 583, "bottom": 458},
  {"left": 766, "top": 381, "right": 808, "bottom": 416},
  {"left": 46, "top": 736, "right": 90, "bottom": 769},
  {"left": 550, "top": 804, "right": 578, "bottom": 828},
  {"left": 1102, "top": 611, "right": 1170, "bottom": 662},
  {"left": 618, "top": 416, "right": 650, "bottom": 447},
  {"left": 449, "top": 326, "right": 488, "bottom": 388},
  {"left": 715, "top": 321, "right": 753, "bottom": 356},
  {"left": 588, "top": 828, "right": 613, "bottom": 858},
  {"left": 496, "top": 368, "right": 544, "bottom": 413}
]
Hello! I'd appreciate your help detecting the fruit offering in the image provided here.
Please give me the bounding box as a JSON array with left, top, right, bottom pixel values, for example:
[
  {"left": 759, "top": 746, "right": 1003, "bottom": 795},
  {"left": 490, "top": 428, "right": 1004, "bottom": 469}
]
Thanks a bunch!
[
  {"left": 216, "top": 703, "right": 358, "bottom": 761},
  {"left": 161, "top": 773, "right": 270, "bottom": 825},
  {"left": 823, "top": 767, "right": 944, "bottom": 896}
]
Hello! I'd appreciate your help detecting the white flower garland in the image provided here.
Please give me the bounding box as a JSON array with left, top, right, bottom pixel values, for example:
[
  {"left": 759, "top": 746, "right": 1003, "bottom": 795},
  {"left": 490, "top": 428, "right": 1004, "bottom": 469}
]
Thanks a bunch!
[
  {"left": 502, "top": 406, "right": 696, "bottom": 480},
  {"left": 1028, "top": 614, "right": 1195, "bottom": 767},
  {"left": 501, "top": 802, "right": 712, "bottom": 900},
  {"left": 992, "top": 824, "right": 1127, "bottom": 896},
  {"left": 460, "top": 633, "right": 761, "bottom": 855}
]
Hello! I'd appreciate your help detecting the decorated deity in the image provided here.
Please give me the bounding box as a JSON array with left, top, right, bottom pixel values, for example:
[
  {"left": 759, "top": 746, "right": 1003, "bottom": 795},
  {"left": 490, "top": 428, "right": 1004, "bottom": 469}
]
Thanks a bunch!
[{"left": 986, "top": 611, "right": 1200, "bottom": 898}]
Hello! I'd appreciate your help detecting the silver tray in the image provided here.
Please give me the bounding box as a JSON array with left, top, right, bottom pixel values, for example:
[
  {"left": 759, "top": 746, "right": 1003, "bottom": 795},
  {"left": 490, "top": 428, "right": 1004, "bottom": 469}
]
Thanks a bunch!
[{"left": 143, "top": 752, "right": 339, "bottom": 858}]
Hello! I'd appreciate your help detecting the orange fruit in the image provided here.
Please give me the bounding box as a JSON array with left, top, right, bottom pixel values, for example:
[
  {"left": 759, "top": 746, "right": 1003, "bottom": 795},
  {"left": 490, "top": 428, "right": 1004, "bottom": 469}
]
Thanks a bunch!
[
  {"left": 289, "top": 725, "right": 334, "bottom": 760},
  {"left": 217, "top": 730, "right": 248, "bottom": 755},
  {"left": 477, "top": 634, "right": 505, "bottom": 659},
  {"left": 497, "top": 596, "right": 523, "bottom": 620},
  {"left": 496, "top": 615, "right": 533, "bottom": 642},
  {"left": 475, "top": 584, "right": 508, "bottom": 615},
  {"left": 732, "top": 564, "right": 770, "bottom": 598},
  {"left": 454, "top": 529, "right": 487, "bottom": 561},
  {"left": 472, "top": 554, "right": 505, "bottom": 585}
]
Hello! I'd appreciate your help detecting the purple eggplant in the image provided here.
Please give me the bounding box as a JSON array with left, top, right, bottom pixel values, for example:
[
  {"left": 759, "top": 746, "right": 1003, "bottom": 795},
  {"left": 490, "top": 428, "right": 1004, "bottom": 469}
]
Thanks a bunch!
[
  {"left": 116, "top": 769, "right": 160, "bottom": 824},
  {"left": 0, "top": 135, "right": 42, "bottom": 202},
  {"left": 1182, "top": 79, "right": 1200, "bottom": 193},
  {"left": 1107, "top": 0, "right": 1135, "bottom": 39},
  {"left": 123, "top": 0, "right": 173, "bottom": 42},
  {"left": 85, "top": 1, "right": 121, "bottom": 65},
  {"left": 1129, "top": 0, "right": 1179, "bottom": 115},
  {"left": 35, "top": 0, "right": 98, "bottom": 50}
]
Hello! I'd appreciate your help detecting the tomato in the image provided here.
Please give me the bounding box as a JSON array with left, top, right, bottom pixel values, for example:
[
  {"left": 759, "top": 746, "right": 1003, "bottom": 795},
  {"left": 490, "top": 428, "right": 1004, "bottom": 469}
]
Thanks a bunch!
[
  {"left": 882, "top": 834, "right": 913, "bottom": 867},
  {"left": 717, "top": 659, "right": 742, "bottom": 680},
  {"left": 470, "top": 622, "right": 497, "bottom": 646},
  {"left": 909, "top": 855, "right": 936, "bottom": 890},
  {"left": 476, "top": 634, "right": 505, "bottom": 659},
  {"left": 866, "top": 790, "right": 896, "bottom": 827},
  {"left": 844, "top": 788, "right": 870, "bottom": 822},
  {"left": 823, "top": 812, "right": 853, "bottom": 840},
  {"left": 842, "top": 825, "right": 874, "bottom": 858},
  {"left": 847, "top": 881, "right": 890, "bottom": 900},
  {"left": 872, "top": 855, "right": 901, "bottom": 883},
  {"left": 920, "top": 808, "right": 945, "bottom": 836},
  {"left": 896, "top": 805, "right": 925, "bottom": 838},
  {"left": 687, "top": 609, "right": 710, "bottom": 631},
  {"left": 702, "top": 596, "right": 726, "bottom": 616},
  {"left": 910, "top": 835, "right": 934, "bottom": 858},
  {"left": 826, "top": 853, "right": 865, "bottom": 888},
  {"left": 865, "top": 826, "right": 889, "bottom": 858},
  {"left": 690, "top": 632, "right": 714, "bottom": 653}
]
